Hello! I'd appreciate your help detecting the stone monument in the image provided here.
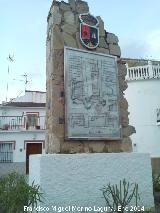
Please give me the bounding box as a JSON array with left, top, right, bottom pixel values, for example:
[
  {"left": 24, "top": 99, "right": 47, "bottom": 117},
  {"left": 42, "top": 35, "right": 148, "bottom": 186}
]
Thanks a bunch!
[
  {"left": 46, "top": 0, "right": 135, "bottom": 154},
  {"left": 29, "top": 1, "right": 154, "bottom": 211}
]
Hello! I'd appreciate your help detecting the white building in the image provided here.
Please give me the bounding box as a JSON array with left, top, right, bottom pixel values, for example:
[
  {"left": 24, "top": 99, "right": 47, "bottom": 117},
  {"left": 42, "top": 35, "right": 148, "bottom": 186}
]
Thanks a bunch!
[
  {"left": 125, "top": 60, "right": 160, "bottom": 165},
  {"left": 0, "top": 90, "right": 46, "bottom": 175}
]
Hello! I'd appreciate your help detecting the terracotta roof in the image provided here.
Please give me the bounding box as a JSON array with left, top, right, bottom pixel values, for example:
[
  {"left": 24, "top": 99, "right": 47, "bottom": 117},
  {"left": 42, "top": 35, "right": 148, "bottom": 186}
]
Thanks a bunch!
[{"left": 1, "top": 102, "right": 46, "bottom": 107}]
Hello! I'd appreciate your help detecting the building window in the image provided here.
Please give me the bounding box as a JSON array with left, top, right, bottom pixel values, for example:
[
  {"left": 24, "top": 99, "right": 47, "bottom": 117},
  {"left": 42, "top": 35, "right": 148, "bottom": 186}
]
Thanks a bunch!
[
  {"left": 0, "top": 143, "right": 13, "bottom": 163},
  {"left": 26, "top": 113, "right": 38, "bottom": 130}
]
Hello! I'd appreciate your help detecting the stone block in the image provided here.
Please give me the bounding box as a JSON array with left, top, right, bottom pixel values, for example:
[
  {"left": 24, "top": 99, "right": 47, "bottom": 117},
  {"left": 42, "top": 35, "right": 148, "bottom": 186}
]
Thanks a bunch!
[
  {"left": 50, "top": 5, "right": 59, "bottom": 14},
  {"left": 121, "top": 137, "right": 133, "bottom": 152},
  {"left": 61, "top": 23, "right": 77, "bottom": 35},
  {"left": 60, "top": 1, "right": 71, "bottom": 11},
  {"left": 107, "top": 141, "right": 123, "bottom": 153},
  {"left": 47, "top": 134, "right": 61, "bottom": 153},
  {"left": 76, "top": 32, "right": 86, "bottom": 50},
  {"left": 61, "top": 141, "right": 84, "bottom": 154},
  {"left": 62, "top": 32, "right": 77, "bottom": 48},
  {"left": 120, "top": 110, "right": 129, "bottom": 127},
  {"left": 48, "top": 16, "right": 53, "bottom": 29},
  {"left": 75, "top": 14, "right": 81, "bottom": 26},
  {"left": 47, "top": 11, "right": 52, "bottom": 24},
  {"left": 76, "top": 0, "right": 89, "bottom": 14},
  {"left": 109, "top": 44, "right": 121, "bottom": 57},
  {"left": 96, "top": 16, "right": 105, "bottom": 37},
  {"left": 106, "top": 33, "right": 119, "bottom": 44},
  {"left": 118, "top": 62, "right": 127, "bottom": 77},
  {"left": 69, "top": 0, "right": 76, "bottom": 11},
  {"left": 88, "top": 142, "right": 105, "bottom": 153},
  {"left": 122, "top": 125, "right": 136, "bottom": 137},
  {"left": 118, "top": 78, "right": 128, "bottom": 91},
  {"left": 52, "top": 11, "right": 62, "bottom": 25},
  {"left": 47, "top": 27, "right": 52, "bottom": 41},
  {"left": 119, "top": 97, "right": 128, "bottom": 110},
  {"left": 64, "top": 11, "right": 75, "bottom": 24},
  {"left": 52, "top": 26, "right": 64, "bottom": 49},
  {"left": 96, "top": 47, "right": 109, "bottom": 54},
  {"left": 98, "top": 37, "right": 108, "bottom": 48}
]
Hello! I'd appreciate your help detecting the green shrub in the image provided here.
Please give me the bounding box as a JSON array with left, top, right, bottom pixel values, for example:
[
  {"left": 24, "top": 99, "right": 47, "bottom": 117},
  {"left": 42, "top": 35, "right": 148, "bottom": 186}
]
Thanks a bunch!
[
  {"left": 0, "top": 172, "right": 43, "bottom": 213},
  {"left": 101, "top": 179, "right": 140, "bottom": 213}
]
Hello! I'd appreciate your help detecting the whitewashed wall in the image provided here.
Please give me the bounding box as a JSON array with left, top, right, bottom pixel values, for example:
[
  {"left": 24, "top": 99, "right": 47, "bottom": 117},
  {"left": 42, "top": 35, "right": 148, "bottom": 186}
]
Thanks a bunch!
[
  {"left": 0, "top": 107, "right": 45, "bottom": 117},
  {"left": 125, "top": 79, "right": 160, "bottom": 157},
  {"left": 0, "top": 131, "right": 45, "bottom": 162},
  {"left": 12, "top": 91, "right": 46, "bottom": 103},
  {"left": 29, "top": 153, "right": 154, "bottom": 212},
  {"left": 0, "top": 91, "right": 46, "bottom": 175}
]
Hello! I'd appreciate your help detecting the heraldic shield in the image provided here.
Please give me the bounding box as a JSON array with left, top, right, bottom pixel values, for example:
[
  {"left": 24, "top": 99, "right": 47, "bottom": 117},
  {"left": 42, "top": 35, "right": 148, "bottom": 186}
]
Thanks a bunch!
[
  {"left": 79, "top": 13, "right": 99, "bottom": 49},
  {"left": 80, "top": 23, "right": 99, "bottom": 49}
]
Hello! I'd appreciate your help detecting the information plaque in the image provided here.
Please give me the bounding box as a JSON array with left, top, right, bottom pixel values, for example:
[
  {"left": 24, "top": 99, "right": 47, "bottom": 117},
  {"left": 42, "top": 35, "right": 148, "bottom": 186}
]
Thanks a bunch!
[{"left": 64, "top": 47, "right": 121, "bottom": 140}]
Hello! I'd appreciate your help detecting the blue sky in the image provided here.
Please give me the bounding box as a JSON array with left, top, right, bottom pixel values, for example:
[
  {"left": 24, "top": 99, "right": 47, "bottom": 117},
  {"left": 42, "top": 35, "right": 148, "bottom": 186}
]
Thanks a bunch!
[{"left": 0, "top": 0, "right": 160, "bottom": 103}]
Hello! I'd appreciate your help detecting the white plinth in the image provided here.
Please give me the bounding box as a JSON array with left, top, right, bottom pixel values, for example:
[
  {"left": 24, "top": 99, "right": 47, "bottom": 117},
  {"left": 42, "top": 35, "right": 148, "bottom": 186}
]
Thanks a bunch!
[{"left": 29, "top": 153, "right": 154, "bottom": 212}]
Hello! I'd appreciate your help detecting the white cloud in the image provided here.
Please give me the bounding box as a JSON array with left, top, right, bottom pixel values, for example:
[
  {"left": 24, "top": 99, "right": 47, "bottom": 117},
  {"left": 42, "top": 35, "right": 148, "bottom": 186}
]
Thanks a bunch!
[
  {"left": 147, "top": 30, "right": 160, "bottom": 59},
  {"left": 120, "top": 29, "right": 160, "bottom": 60},
  {"left": 120, "top": 38, "right": 150, "bottom": 59}
]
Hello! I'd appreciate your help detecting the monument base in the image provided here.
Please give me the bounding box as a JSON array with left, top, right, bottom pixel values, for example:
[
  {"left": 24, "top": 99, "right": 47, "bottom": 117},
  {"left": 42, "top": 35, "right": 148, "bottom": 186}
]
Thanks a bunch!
[{"left": 29, "top": 153, "right": 154, "bottom": 212}]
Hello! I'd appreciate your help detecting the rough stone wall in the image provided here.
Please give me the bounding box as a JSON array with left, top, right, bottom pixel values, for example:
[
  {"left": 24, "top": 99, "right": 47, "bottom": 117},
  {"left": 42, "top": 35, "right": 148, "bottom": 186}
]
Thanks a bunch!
[{"left": 46, "top": 0, "right": 135, "bottom": 154}]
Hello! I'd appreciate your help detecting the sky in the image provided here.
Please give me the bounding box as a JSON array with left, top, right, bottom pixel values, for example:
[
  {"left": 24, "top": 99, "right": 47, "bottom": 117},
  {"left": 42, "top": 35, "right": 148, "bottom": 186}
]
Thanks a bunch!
[{"left": 0, "top": 0, "right": 160, "bottom": 103}]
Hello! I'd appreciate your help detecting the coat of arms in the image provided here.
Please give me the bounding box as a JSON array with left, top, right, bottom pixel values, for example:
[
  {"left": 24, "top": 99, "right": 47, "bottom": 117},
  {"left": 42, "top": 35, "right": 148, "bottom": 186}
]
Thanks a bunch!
[{"left": 79, "top": 13, "right": 99, "bottom": 49}]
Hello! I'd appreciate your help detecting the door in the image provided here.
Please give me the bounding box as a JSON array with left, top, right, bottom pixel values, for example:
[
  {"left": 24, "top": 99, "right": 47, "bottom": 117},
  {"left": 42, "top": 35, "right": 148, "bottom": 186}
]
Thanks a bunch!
[{"left": 26, "top": 143, "right": 42, "bottom": 174}]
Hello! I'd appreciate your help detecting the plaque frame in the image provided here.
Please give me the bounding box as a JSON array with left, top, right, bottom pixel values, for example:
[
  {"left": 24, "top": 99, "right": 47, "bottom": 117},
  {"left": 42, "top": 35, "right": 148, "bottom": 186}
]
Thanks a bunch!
[{"left": 64, "top": 46, "right": 122, "bottom": 141}]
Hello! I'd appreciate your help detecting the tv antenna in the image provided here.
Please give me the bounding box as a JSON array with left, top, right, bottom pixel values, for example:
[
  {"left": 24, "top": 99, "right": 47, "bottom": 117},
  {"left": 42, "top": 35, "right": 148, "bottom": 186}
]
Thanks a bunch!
[
  {"left": 22, "top": 73, "right": 31, "bottom": 90},
  {"left": 6, "top": 54, "right": 14, "bottom": 102},
  {"left": 13, "top": 72, "right": 32, "bottom": 91},
  {"left": 8, "top": 54, "right": 14, "bottom": 62}
]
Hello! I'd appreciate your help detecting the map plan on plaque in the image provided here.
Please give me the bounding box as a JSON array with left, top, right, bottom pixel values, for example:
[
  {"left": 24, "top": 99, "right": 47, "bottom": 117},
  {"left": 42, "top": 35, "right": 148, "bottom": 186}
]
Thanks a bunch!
[{"left": 64, "top": 47, "right": 121, "bottom": 140}]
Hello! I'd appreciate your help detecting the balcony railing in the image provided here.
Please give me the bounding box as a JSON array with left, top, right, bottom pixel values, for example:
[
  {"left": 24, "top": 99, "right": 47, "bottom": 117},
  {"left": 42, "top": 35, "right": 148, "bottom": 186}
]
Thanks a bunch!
[
  {"left": 0, "top": 116, "right": 46, "bottom": 131},
  {"left": 126, "top": 62, "right": 160, "bottom": 81}
]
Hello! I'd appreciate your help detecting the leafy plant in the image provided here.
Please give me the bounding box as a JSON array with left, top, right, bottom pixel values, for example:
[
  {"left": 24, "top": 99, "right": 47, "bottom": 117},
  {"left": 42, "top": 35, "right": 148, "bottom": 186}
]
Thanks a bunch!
[
  {"left": 0, "top": 172, "right": 43, "bottom": 213},
  {"left": 101, "top": 179, "right": 140, "bottom": 213}
]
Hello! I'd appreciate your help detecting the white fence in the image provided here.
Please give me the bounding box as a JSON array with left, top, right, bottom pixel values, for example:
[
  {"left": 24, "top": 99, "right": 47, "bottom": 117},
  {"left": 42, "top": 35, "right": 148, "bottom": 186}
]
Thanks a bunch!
[{"left": 126, "top": 62, "right": 160, "bottom": 81}]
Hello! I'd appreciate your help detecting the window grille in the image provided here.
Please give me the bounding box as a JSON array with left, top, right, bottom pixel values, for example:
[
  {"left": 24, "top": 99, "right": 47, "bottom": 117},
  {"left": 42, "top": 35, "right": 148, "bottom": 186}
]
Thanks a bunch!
[{"left": 0, "top": 143, "right": 13, "bottom": 162}]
